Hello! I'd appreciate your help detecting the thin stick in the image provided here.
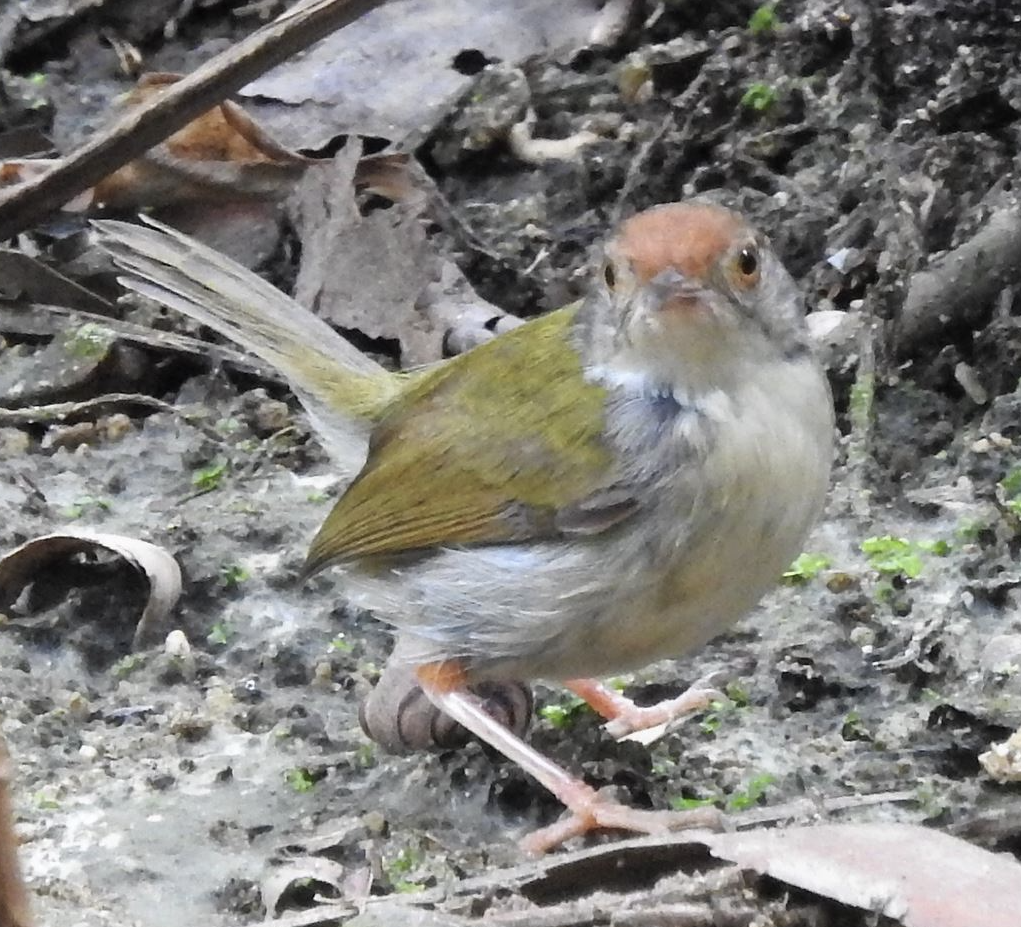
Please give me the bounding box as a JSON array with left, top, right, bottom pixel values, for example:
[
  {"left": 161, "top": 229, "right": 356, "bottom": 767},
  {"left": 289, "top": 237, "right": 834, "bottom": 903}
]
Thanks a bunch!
[
  {"left": 0, "top": 393, "right": 177, "bottom": 425},
  {"left": 0, "top": 738, "right": 31, "bottom": 927}
]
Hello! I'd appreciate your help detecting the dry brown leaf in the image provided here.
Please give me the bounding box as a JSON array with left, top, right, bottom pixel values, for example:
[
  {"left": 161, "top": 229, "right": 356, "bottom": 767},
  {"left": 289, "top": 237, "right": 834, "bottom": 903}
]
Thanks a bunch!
[
  {"left": 90, "top": 72, "right": 310, "bottom": 208},
  {"left": 240, "top": 0, "right": 604, "bottom": 150},
  {"left": 705, "top": 822, "right": 1021, "bottom": 927},
  {"left": 0, "top": 72, "right": 312, "bottom": 212},
  {"left": 0, "top": 531, "right": 182, "bottom": 650},
  {"left": 291, "top": 147, "right": 517, "bottom": 366}
]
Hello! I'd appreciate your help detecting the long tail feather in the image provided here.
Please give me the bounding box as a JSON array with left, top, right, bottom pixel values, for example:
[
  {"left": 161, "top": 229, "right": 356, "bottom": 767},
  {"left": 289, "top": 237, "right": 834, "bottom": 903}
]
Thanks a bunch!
[{"left": 93, "top": 217, "right": 399, "bottom": 470}]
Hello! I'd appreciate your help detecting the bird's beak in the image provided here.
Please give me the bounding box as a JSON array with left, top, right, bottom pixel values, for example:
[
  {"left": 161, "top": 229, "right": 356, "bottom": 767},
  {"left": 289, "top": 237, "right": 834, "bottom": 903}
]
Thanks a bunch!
[{"left": 645, "top": 268, "right": 714, "bottom": 319}]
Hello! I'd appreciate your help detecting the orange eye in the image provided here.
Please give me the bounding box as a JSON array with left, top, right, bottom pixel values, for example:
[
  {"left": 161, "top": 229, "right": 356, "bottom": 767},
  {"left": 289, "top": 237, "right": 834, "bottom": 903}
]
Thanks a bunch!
[{"left": 733, "top": 246, "right": 761, "bottom": 288}]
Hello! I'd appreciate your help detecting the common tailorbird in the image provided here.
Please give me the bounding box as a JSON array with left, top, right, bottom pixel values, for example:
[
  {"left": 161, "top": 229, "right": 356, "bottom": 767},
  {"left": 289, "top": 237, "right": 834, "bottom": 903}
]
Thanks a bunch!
[{"left": 95, "top": 200, "right": 834, "bottom": 852}]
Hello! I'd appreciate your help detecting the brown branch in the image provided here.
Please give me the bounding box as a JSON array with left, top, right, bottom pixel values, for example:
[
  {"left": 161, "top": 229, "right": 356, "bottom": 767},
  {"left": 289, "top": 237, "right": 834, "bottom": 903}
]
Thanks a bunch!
[
  {"left": 896, "top": 205, "right": 1021, "bottom": 355},
  {"left": 0, "top": 738, "right": 31, "bottom": 927},
  {"left": 0, "top": 0, "right": 386, "bottom": 240}
]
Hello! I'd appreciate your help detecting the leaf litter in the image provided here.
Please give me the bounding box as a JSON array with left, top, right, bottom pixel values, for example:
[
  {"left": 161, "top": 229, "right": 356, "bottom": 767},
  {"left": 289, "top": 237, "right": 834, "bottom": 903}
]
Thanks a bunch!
[{"left": 1, "top": 1, "right": 1021, "bottom": 925}]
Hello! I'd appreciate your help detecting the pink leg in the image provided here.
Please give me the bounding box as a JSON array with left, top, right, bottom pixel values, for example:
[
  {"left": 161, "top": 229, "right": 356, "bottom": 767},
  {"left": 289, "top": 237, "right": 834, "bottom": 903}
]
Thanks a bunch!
[
  {"left": 565, "top": 678, "right": 724, "bottom": 739},
  {"left": 423, "top": 686, "right": 720, "bottom": 854}
]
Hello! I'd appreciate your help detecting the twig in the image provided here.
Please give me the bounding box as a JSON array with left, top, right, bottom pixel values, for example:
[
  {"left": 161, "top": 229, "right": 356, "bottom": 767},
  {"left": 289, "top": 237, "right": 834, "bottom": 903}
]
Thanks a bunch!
[
  {"left": 263, "top": 791, "right": 913, "bottom": 927},
  {"left": 897, "top": 204, "right": 1021, "bottom": 355},
  {"left": 733, "top": 789, "right": 916, "bottom": 827},
  {"left": 0, "top": 393, "right": 177, "bottom": 425},
  {"left": 614, "top": 113, "right": 674, "bottom": 223},
  {"left": 0, "top": 302, "right": 277, "bottom": 378},
  {"left": 0, "top": 250, "right": 112, "bottom": 313},
  {"left": 0, "top": 0, "right": 387, "bottom": 240},
  {"left": 358, "top": 791, "right": 913, "bottom": 910},
  {"left": 0, "top": 390, "right": 249, "bottom": 450},
  {"left": 0, "top": 738, "right": 32, "bottom": 927},
  {"left": 844, "top": 318, "right": 876, "bottom": 521}
]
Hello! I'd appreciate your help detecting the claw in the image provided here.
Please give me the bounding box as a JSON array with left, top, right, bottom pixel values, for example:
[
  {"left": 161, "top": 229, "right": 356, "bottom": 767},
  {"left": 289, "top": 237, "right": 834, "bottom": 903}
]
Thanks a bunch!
[
  {"left": 565, "top": 677, "right": 724, "bottom": 743},
  {"left": 520, "top": 794, "right": 724, "bottom": 855}
]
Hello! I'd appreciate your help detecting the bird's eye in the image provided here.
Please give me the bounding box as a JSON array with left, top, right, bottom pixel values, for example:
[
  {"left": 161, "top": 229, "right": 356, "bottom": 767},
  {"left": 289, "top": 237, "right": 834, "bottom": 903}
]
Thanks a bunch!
[
  {"left": 603, "top": 262, "right": 616, "bottom": 289},
  {"left": 732, "top": 246, "right": 761, "bottom": 288},
  {"left": 737, "top": 247, "right": 759, "bottom": 277}
]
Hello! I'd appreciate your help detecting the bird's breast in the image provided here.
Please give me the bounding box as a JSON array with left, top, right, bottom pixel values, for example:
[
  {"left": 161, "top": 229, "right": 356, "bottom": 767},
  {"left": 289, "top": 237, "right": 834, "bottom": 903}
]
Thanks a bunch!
[{"left": 575, "top": 354, "right": 833, "bottom": 675}]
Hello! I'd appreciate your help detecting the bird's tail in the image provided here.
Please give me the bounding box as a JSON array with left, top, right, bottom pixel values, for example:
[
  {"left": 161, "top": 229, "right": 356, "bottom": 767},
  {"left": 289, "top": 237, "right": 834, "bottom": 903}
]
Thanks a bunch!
[{"left": 93, "top": 217, "right": 400, "bottom": 470}]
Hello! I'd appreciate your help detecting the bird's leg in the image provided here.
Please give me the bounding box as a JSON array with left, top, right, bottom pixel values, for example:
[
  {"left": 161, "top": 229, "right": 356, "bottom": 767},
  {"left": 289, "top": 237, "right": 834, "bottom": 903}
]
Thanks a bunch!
[
  {"left": 418, "top": 664, "right": 720, "bottom": 854},
  {"left": 565, "top": 677, "right": 725, "bottom": 739}
]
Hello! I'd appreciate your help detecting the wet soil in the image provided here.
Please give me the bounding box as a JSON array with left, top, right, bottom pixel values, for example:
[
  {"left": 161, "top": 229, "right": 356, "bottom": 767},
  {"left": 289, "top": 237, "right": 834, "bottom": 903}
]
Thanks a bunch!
[{"left": 2, "top": 1, "right": 1021, "bottom": 924}]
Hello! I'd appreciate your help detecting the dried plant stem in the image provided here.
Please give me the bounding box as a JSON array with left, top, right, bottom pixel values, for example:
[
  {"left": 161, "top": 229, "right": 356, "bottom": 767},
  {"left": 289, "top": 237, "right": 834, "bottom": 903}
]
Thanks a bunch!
[{"left": 0, "top": 738, "right": 31, "bottom": 927}]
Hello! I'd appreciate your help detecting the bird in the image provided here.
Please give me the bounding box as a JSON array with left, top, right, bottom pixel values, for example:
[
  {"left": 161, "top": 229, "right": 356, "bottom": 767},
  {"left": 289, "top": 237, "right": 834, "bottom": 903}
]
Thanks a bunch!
[{"left": 93, "top": 199, "right": 834, "bottom": 853}]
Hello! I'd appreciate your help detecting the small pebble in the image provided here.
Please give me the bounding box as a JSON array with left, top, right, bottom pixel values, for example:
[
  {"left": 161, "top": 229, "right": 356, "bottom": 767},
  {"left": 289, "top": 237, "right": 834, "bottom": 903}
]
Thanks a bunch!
[
  {"left": 362, "top": 810, "right": 387, "bottom": 835},
  {"left": 67, "top": 692, "right": 91, "bottom": 719},
  {"left": 253, "top": 399, "right": 290, "bottom": 436},
  {"left": 980, "top": 728, "right": 1021, "bottom": 783},
  {"left": 164, "top": 629, "right": 191, "bottom": 659},
  {"left": 979, "top": 635, "right": 1021, "bottom": 674},
  {"left": 0, "top": 427, "right": 30, "bottom": 458},
  {"left": 42, "top": 421, "right": 98, "bottom": 450},
  {"left": 100, "top": 413, "right": 133, "bottom": 442}
]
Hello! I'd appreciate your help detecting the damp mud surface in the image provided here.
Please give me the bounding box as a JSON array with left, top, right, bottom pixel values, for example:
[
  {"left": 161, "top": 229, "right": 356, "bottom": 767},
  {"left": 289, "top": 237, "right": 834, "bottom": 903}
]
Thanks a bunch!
[{"left": 1, "top": 2, "right": 1021, "bottom": 924}]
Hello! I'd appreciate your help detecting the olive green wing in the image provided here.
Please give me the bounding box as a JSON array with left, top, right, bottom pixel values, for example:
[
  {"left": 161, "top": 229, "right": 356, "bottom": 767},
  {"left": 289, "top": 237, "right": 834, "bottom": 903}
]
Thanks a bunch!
[{"left": 304, "top": 305, "right": 633, "bottom": 571}]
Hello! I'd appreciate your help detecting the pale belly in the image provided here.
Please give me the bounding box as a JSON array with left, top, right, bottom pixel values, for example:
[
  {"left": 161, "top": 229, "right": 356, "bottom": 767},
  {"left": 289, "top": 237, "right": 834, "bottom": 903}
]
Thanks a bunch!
[
  {"left": 351, "top": 358, "right": 833, "bottom": 684},
  {"left": 533, "top": 483, "right": 823, "bottom": 680}
]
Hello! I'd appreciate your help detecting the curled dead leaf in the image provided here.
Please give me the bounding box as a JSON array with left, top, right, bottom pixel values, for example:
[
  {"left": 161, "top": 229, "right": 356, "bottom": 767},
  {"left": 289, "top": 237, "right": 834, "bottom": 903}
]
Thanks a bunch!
[
  {"left": 0, "top": 532, "right": 182, "bottom": 651},
  {"left": 261, "top": 856, "right": 358, "bottom": 918},
  {"left": 90, "top": 72, "right": 311, "bottom": 208},
  {"left": 0, "top": 72, "right": 313, "bottom": 212}
]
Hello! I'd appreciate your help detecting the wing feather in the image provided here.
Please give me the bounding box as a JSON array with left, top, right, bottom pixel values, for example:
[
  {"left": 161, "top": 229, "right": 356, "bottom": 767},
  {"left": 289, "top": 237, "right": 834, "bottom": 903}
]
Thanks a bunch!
[{"left": 305, "top": 305, "right": 632, "bottom": 570}]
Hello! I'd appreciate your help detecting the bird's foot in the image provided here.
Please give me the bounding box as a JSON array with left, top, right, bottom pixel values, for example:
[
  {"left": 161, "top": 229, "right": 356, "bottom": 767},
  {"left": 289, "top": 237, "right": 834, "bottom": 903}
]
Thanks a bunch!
[
  {"left": 565, "top": 678, "right": 725, "bottom": 741},
  {"left": 521, "top": 786, "right": 723, "bottom": 855},
  {"left": 419, "top": 684, "right": 724, "bottom": 855}
]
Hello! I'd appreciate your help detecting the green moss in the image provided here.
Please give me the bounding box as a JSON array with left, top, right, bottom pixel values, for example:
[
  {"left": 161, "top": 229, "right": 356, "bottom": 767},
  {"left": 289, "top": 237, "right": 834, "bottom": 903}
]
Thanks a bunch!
[
  {"left": 782, "top": 551, "right": 831, "bottom": 584},
  {"left": 63, "top": 496, "right": 111, "bottom": 519},
  {"left": 64, "top": 323, "right": 112, "bottom": 360},
  {"left": 328, "top": 635, "right": 353, "bottom": 653},
  {"left": 849, "top": 371, "right": 875, "bottom": 426},
  {"left": 670, "top": 772, "right": 776, "bottom": 812},
  {"left": 192, "top": 460, "right": 228, "bottom": 492},
  {"left": 219, "top": 564, "right": 249, "bottom": 588},
  {"left": 538, "top": 692, "right": 588, "bottom": 729},
  {"left": 285, "top": 767, "right": 316, "bottom": 793},
  {"left": 748, "top": 3, "right": 779, "bottom": 35},
  {"left": 112, "top": 654, "right": 144, "bottom": 679},
  {"left": 206, "top": 622, "right": 233, "bottom": 646},
  {"left": 725, "top": 773, "right": 776, "bottom": 811},
  {"left": 386, "top": 847, "right": 426, "bottom": 893},
  {"left": 740, "top": 82, "right": 778, "bottom": 112},
  {"left": 861, "top": 536, "right": 914, "bottom": 577}
]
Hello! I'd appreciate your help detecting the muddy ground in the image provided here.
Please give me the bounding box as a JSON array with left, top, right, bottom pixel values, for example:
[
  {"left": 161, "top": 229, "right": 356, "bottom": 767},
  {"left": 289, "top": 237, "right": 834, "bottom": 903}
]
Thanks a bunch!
[{"left": 2, "top": 1, "right": 1021, "bottom": 925}]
